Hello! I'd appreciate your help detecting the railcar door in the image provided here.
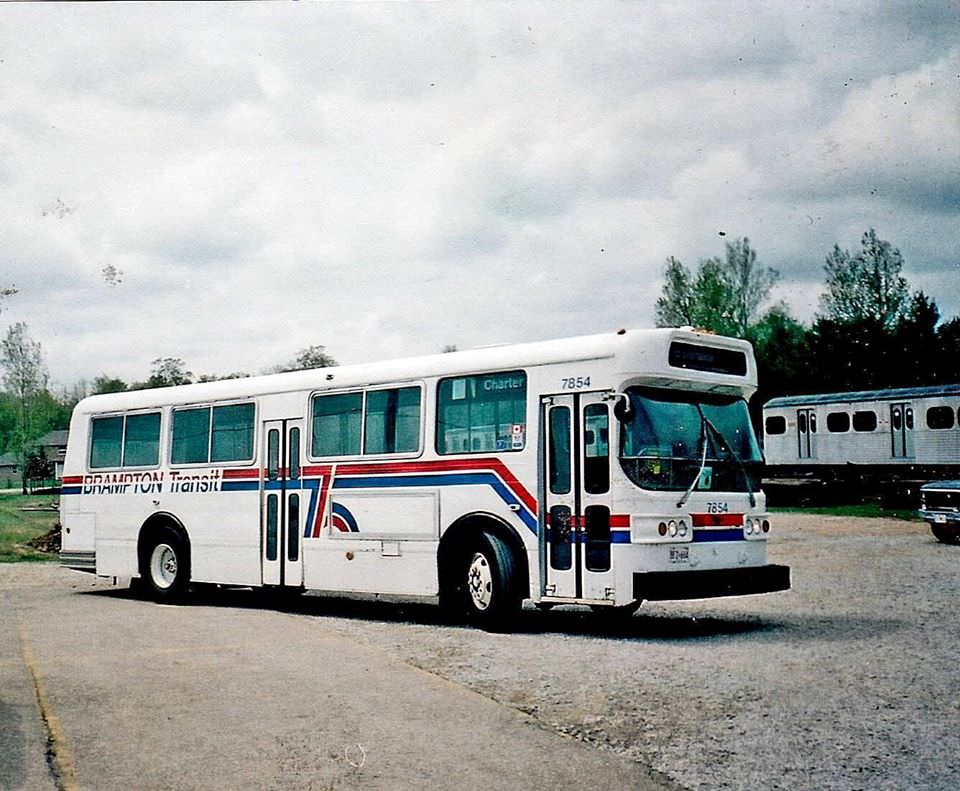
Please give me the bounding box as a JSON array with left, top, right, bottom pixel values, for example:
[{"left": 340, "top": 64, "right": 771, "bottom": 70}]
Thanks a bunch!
[
  {"left": 260, "top": 419, "right": 305, "bottom": 587},
  {"left": 797, "top": 408, "right": 817, "bottom": 459},
  {"left": 890, "top": 403, "right": 915, "bottom": 459},
  {"left": 540, "top": 393, "right": 615, "bottom": 601}
]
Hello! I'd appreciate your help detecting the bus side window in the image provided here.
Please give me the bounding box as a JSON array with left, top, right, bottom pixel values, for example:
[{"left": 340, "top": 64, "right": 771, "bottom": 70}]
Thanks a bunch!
[
  {"left": 90, "top": 416, "right": 123, "bottom": 469},
  {"left": 311, "top": 393, "right": 362, "bottom": 457}
]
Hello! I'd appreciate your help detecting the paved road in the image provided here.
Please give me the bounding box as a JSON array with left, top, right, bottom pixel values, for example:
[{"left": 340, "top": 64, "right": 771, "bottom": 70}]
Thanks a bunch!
[{"left": 1, "top": 565, "right": 676, "bottom": 791}]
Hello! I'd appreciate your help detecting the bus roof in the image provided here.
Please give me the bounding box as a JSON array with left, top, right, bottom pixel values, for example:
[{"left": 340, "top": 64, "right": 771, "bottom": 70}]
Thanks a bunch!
[
  {"left": 765, "top": 383, "right": 960, "bottom": 409},
  {"left": 72, "top": 327, "right": 755, "bottom": 415}
]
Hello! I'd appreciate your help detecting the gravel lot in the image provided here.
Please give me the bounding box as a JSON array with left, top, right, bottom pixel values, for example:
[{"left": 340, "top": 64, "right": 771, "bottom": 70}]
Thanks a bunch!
[
  {"left": 5, "top": 512, "right": 957, "bottom": 790},
  {"left": 293, "top": 512, "right": 959, "bottom": 791}
]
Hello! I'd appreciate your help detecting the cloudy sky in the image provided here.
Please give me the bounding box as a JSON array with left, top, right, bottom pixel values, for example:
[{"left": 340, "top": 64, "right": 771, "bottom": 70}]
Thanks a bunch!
[{"left": 1, "top": 2, "right": 958, "bottom": 388}]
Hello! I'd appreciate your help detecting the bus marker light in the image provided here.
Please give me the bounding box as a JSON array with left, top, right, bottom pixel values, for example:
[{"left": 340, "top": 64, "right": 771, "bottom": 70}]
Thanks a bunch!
[
  {"left": 658, "top": 522, "right": 668, "bottom": 536},
  {"left": 762, "top": 520, "right": 770, "bottom": 533}
]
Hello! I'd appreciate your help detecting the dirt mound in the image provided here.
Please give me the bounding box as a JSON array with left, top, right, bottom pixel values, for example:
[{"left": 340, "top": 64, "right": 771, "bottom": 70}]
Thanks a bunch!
[{"left": 27, "top": 524, "right": 61, "bottom": 554}]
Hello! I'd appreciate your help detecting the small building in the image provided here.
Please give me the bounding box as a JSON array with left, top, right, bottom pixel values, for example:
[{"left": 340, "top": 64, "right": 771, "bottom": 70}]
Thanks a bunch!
[
  {"left": 0, "top": 452, "right": 18, "bottom": 488},
  {"left": 36, "top": 430, "right": 69, "bottom": 481}
]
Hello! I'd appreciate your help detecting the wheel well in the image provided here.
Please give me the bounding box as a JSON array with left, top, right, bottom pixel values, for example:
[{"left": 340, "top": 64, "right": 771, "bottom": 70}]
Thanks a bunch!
[
  {"left": 438, "top": 513, "right": 530, "bottom": 600},
  {"left": 137, "top": 514, "right": 190, "bottom": 577}
]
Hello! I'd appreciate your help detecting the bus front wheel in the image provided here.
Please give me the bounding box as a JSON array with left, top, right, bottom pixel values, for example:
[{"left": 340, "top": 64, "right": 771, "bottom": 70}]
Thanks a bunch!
[
  {"left": 142, "top": 527, "right": 190, "bottom": 601},
  {"left": 462, "top": 532, "right": 520, "bottom": 631},
  {"left": 931, "top": 524, "right": 960, "bottom": 545}
]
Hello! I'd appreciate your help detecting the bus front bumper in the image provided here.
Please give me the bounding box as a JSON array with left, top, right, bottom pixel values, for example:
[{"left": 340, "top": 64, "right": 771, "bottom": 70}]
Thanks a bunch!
[{"left": 633, "top": 564, "right": 791, "bottom": 602}]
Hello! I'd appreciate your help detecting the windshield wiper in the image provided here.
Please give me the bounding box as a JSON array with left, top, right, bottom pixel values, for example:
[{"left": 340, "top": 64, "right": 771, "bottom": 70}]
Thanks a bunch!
[
  {"left": 676, "top": 414, "right": 756, "bottom": 508},
  {"left": 676, "top": 415, "right": 709, "bottom": 508},
  {"left": 702, "top": 416, "right": 757, "bottom": 508}
]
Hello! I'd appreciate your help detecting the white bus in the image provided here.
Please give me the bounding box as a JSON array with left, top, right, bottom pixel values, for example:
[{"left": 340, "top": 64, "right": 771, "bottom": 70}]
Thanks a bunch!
[{"left": 60, "top": 328, "right": 789, "bottom": 628}]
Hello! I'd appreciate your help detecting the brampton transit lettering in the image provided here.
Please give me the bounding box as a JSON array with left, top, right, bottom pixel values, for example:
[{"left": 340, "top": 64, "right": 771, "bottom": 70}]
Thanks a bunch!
[{"left": 80, "top": 470, "right": 224, "bottom": 495}]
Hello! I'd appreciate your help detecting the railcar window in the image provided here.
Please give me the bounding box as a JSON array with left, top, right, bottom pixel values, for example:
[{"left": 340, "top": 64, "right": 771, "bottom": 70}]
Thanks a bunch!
[
  {"left": 89, "top": 416, "right": 123, "bottom": 468},
  {"left": 927, "top": 406, "right": 955, "bottom": 430},
  {"left": 826, "top": 412, "right": 850, "bottom": 433},
  {"left": 853, "top": 410, "right": 877, "bottom": 432},
  {"left": 765, "top": 416, "right": 786, "bottom": 435},
  {"left": 436, "top": 371, "right": 526, "bottom": 454}
]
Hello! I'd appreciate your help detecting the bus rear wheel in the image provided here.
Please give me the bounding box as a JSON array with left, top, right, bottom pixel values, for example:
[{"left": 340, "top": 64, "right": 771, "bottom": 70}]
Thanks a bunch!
[
  {"left": 461, "top": 532, "right": 520, "bottom": 631},
  {"left": 142, "top": 527, "right": 190, "bottom": 601}
]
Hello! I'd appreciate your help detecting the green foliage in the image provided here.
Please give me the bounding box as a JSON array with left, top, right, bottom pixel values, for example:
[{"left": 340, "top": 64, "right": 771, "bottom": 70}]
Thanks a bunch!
[
  {"left": 92, "top": 375, "right": 128, "bottom": 394},
  {"left": 819, "top": 229, "right": 910, "bottom": 329},
  {"left": 277, "top": 345, "right": 337, "bottom": 373},
  {"left": 138, "top": 357, "right": 193, "bottom": 389},
  {"left": 655, "top": 238, "right": 779, "bottom": 337},
  {"left": 0, "top": 323, "right": 51, "bottom": 461}
]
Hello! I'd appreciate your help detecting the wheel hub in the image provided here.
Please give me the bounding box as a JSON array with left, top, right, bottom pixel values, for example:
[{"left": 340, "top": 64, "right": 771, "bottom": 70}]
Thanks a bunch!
[
  {"left": 467, "top": 552, "right": 493, "bottom": 610},
  {"left": 150, "top": 544, "right": 177, "bottom": 589}
]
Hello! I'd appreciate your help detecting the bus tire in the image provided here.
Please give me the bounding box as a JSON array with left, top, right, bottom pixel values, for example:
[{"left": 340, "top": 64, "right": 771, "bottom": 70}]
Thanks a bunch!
[
  {"left": 463, "top": 532, "right": 520, "bottom": 631},
  {"left": 142, "top": 526, "right": 190, "bottom": 602},
  {"left": 931, "top": 525, "right": 960, "bottom": 545}
]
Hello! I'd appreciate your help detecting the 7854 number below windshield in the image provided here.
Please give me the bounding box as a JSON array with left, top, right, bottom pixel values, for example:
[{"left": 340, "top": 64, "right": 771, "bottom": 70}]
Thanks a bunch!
[{"left": 619, "top": 387, "right": 762, "bottom": 492}]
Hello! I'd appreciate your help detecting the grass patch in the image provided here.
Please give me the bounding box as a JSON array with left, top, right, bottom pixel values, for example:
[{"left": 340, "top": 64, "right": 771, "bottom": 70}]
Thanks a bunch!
[
  {"left": 0, "top": 494, "right": 61, "bottom": 562},
  {"left": 769, "top": 503, "right": 921, "bottom": 521}
]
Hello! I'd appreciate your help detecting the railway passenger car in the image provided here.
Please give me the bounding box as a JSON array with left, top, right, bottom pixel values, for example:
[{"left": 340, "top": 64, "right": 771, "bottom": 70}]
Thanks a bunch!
[{"left": 762, "top": 385, "right": 960, "bottom": 494}]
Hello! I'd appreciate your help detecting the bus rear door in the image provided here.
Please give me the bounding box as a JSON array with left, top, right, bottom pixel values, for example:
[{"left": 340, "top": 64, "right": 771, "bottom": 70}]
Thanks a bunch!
[
  {"left": 261, "top": 419, "right": 305, "bottom": 587},
  {"left": 541, "top": 393, "right": 615, "bottom": 602}
]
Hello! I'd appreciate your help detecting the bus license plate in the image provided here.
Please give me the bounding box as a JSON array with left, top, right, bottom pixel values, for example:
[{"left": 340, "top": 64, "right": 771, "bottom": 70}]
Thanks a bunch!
[{"left": 669, "top": 547, "right": 690, "bottom": 564}]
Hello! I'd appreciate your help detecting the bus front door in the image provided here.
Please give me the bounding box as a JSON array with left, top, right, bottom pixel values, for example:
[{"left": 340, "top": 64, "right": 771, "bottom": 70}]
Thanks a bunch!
[
  {"left": 260, "top": 419, "right": 305, "bottom": 588},
  {"left": 540, "top": 393, "right": 615, "bottom": 602}
]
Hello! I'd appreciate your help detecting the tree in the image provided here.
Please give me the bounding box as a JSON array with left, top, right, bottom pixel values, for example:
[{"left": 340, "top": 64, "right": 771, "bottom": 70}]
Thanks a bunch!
[
  {"left": 276, "top": 345, "right": 337, "bottom": 373},
  {"left": 92, "top": 375, "right": 128, "bottom": 394},
  {"left": 1, "top": 323, "right": 49, "bottom": 491},
  {"left": 819, "top": 229, "right": 910, "bottom": 329},
  {"left": 655, "top": 238, "right": 779, "bottom": 338},
  {"left": 142, "top": 358, "right": 192, "bottom": 388}
]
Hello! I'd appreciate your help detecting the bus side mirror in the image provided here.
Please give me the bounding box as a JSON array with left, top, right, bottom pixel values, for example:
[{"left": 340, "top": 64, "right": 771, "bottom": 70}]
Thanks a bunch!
[{"left": 611, "top": 394, "right": 632, "bottom": 422}]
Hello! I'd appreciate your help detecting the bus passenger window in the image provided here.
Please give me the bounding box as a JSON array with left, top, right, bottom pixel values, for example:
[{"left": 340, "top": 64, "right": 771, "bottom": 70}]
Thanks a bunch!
[
  {"left": 852, "top": 411, "right": 877, "bottom": 432},
  {"left": 436, "top": 371, "right": 526, "bottom": 455},
  {"left": 211, "top": 403, "right": 255, "bottom": 462},
  {"left": 312, "top": 393, "right": 362, "bottom": 457},
  {"left": 90, "top": 416, "right": 123, "bottom": 468},
  {"left": 123, "top": 412, "right": 161, "bottom": 467},
  {"left": 171, "top": 407, "right": 211, "bottom": 465},
  {"left": 364, "top": 387, "right": 421, "bottom": 454}
]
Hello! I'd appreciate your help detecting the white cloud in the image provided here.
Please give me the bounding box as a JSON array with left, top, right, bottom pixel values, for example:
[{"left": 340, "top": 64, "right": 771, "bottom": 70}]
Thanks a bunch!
[{"left": 0, "top": 1, "right": 957, "bottom": 388}]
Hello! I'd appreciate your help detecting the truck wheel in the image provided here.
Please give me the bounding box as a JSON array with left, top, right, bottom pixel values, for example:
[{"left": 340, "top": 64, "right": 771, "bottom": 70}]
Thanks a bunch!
[
  {"left": 143, "top": 527, "right": 190, "bottom": 601},
  {"left": 931, "top": 525, "right": 960, "bottom": 545},
  {"left": 463, "top": 532, "right": 520, "bottom": 631}
]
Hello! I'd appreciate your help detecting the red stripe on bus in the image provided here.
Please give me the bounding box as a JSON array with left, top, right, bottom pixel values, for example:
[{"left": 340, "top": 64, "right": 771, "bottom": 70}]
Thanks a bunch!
[
  {"left": 303, "top": 458, "right": 538, "bottom": 514},
  {"left": 691, "top": 513, "right": 743, "bottom": 527},
  {"left": 62, "top": 476, "right": 84, "bottom": 485}
]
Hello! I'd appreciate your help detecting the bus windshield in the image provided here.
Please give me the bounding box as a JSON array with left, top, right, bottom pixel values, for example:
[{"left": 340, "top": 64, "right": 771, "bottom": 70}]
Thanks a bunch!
[{"left": 619, "top": 387, "right": 762, "bottom": 492}]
